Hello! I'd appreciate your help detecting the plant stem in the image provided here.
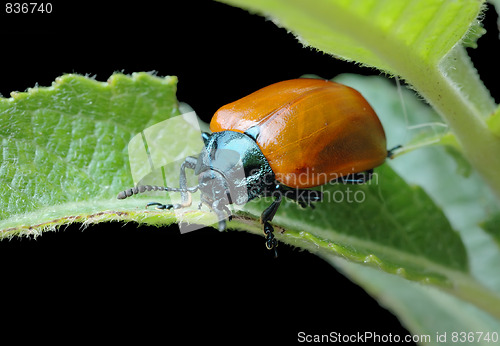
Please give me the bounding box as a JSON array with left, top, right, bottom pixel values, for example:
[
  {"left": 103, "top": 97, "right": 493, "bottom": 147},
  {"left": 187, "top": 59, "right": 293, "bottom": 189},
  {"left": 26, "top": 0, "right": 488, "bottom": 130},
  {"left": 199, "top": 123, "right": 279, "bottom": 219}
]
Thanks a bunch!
[
  {"left": 406, "top": 47, "right": 500, "bottom": 201},
  {"left": 451, "top": 274, "right": 500, "bottom": 320}
]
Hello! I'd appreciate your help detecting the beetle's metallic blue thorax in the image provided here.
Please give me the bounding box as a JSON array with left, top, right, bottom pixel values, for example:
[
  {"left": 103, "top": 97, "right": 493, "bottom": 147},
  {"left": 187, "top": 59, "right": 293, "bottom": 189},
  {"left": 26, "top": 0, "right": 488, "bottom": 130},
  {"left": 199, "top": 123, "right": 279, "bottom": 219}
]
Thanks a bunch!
[{"left": 195, "top": 131, "right": 275, "bottom": 205}]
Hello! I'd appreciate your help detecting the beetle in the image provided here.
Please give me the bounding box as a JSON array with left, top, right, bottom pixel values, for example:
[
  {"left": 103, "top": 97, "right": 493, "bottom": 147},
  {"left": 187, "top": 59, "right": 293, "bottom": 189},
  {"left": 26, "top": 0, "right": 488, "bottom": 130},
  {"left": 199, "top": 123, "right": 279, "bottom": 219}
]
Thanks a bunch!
[{"left": 118, "top": 78, "right": 395, "bottom": 256}]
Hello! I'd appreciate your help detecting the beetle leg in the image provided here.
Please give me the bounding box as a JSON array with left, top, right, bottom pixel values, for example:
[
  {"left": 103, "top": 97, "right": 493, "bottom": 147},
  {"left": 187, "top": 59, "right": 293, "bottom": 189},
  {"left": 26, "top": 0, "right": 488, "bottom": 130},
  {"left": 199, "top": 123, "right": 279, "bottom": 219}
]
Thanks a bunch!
[
  {"left": 339, "top": 169, "right": 374, "bottom": 184},
  {"left": 216, "top": 217, "right": 226, "bottom": 232},
  {"left": 222, "top": 205, "right": 233, "bottom": 222},
  {"left": 279, "top": 186, "right": 322, "bottom": 209},
  {"left": 260, "top": 194, "right": 282, "bottom": 257},
  {"left": 201, "top": 132, "right": 211, "bottom": 145},
  {"left": 176, "top": 156, "right": 198, "bottom": 207},
  {"left": 212, "top": 199, "right": 230, "bottom": 232},
  {"left": 264, "top": 221, "right": 278, "bottom": 258},
  {"left": 142, "top": 156, "right": 198, "bottom": 210},
  {"left": 387, "top": 145, "right": 402, "bottom": 159},
  {"left": 146, "top": 202, "right": 173, "bottom": 209},
  {"left": 146, "top": 190, "right": 192, "bottom": 210},
  {"left": 260, "top": 194, "right": 282, "bottom": 224}
]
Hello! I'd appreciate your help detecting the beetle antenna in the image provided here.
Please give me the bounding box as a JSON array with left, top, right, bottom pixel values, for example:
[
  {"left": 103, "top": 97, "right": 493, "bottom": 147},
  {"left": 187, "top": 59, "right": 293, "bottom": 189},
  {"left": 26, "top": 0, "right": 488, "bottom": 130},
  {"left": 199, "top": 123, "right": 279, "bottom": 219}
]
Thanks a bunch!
[
  {"left": 387, "top": 145, "right": 402, "bottom": 159},
  {"left": 117, "top": 184, "right": 199, "bottom": 200}
]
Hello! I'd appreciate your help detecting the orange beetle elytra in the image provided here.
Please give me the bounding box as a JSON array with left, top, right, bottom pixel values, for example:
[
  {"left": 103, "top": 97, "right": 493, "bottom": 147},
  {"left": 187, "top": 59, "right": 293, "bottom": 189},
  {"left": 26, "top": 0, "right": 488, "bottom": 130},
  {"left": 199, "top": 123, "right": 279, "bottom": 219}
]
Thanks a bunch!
[{"left": 211, "top": 78, "right": 387, "bottom": 189}]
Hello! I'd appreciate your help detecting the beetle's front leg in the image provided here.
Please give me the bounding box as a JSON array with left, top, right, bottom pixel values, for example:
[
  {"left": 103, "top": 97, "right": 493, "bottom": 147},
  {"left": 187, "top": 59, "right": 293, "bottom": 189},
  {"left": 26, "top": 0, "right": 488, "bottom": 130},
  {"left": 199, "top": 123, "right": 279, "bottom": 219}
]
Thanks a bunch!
[
  {"left": 147, "top": 156, "right": 198, "bottom": 210},
  {"left": 212, "top": 199, "right": 233, "bottom": 232}
]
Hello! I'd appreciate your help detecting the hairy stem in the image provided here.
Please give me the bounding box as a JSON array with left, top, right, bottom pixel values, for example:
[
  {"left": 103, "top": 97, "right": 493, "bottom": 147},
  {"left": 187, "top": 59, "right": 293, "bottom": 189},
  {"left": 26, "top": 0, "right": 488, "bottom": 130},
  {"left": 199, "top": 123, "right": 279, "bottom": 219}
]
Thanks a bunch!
[{"left": 406, "top": 47, "right": 500, "bottom": 201}]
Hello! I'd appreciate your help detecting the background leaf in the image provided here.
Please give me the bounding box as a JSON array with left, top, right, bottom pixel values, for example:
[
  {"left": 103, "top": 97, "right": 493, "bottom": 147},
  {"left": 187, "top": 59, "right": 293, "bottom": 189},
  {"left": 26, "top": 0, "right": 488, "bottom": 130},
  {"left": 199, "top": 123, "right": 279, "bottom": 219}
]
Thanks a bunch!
[
  {"left": 329, "top": 73, "right": 500, "bottom": 338},
  {"left": 481, "top": 212, "right": 500, "bottom": 247},
  {"left": 218, "top": 0, "right": 482, "bottom": 75},
  {"left": 331, "top": 258, "right": 500, "bottom": 345}
]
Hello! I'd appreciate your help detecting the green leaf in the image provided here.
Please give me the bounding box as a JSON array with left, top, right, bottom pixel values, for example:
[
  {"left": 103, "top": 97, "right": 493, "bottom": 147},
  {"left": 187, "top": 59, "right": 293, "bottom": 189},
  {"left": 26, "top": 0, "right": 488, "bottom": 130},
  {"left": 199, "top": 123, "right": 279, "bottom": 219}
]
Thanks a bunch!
[
  {"left": 240, "top": 163, "right": 470, "bottom": 280},
  {"left": 0, "top": 73, "right": 183, "bottom": 235},
  {"left": 219, "top": 0, "right": 481, "bottom": 73},
  {"left": 218, "top": 0, "right": 500, "bottom": 204},
  {"left": 330, "top": 73, "right": 500, "bottom": 334}
]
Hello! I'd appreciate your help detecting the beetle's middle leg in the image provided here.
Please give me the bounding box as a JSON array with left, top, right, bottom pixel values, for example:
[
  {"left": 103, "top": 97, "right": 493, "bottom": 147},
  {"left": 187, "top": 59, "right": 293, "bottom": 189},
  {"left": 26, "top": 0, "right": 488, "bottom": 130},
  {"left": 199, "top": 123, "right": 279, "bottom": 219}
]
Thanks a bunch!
[
  {"left": 279, "top": 185, "right": 323, "bottom": 209},
  {"left": 259, "top": 185, "right": 323, "bottom": 256},
  {"left": 260, "top": 194, "right": 282, "bottom": 258},
  {"left": 337, "top": 169, "right": 374, "bottom": 184}
]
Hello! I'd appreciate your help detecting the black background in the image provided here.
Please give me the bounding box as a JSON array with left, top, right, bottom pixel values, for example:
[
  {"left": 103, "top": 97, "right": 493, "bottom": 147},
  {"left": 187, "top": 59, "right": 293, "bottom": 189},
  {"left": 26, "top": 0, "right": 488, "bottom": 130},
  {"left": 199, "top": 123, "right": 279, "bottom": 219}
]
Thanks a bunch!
[{"left": 1, "top": 1, "right": 498, "bottom": 344}]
